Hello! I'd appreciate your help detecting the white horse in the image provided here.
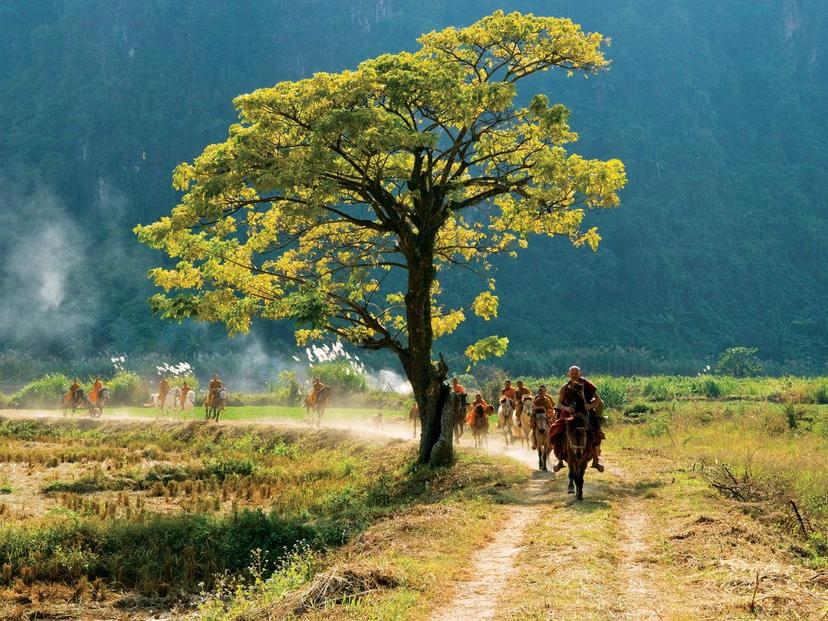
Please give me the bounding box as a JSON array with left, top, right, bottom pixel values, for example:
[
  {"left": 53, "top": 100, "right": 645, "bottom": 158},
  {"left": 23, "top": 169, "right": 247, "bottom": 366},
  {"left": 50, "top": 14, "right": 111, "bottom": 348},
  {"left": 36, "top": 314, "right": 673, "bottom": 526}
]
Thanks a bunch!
[
  {"left": 150, "top": 387, "right": 181, "bottom": 416},
  {"left": 180, "top": 389, "right": 196, "bottom": 416},
  {"left": 497, "top": 397, "right": 515, "bottom": 447}
]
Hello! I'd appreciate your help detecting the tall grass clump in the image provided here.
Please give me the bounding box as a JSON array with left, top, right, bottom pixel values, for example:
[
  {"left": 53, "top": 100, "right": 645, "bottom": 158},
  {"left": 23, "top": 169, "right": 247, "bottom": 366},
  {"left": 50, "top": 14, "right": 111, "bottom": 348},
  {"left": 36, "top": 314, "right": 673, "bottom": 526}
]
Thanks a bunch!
[
  {"left": 14, "top": 373, "right": 71, "bottom": 408},
  {"left": 310, "top": 360, "right": 367, "bottom": 394},
  {"left": 812, "top": 383, "right": 828, "bottom": 405},
  {"left": 595, "top": 376, "right": 627, "bottom": 409},
  {"left": 108, "top": 371, "right": 146, "bottom": 405}
]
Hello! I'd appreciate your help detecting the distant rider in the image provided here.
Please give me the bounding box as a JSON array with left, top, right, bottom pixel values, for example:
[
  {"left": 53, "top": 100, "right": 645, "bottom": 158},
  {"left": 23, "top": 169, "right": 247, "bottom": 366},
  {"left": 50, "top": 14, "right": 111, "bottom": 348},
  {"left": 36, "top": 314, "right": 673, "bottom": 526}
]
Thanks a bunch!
[
  {"left": 529, "top": 385, "right": 555, "bottom": 450},
  {"left": 513, "top": 380, "right": 532, "bottom": 426},
  {"left": 89, "top": 375, "right": 103, "bottom": 405}
]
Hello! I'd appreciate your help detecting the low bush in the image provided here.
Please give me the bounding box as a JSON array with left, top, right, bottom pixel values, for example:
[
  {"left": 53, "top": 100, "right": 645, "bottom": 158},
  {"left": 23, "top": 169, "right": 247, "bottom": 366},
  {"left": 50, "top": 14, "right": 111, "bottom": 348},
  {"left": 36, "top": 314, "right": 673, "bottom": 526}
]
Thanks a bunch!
[
  {"left": 812, "top": 383, "right": 828, "bottom": 405},
  {"left": 14, "top": 373, "right": 71, "bottom": 408},
  {"left": 310, "top": 360, "right": 367, "bottom": 394},
  {"left": 597, "top": 377, "right": 627, "bottom": 409},
  {"left": 108, "top": 371, "right": 146, "bottom": 406}
]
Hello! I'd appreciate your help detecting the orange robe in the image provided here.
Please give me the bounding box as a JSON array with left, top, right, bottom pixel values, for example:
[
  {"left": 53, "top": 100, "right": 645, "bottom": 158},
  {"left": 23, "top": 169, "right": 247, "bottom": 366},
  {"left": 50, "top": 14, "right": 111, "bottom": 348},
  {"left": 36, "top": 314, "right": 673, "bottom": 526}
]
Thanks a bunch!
[
  {"left": 159, "top": 379, "right": 170, "bottom": 403},
  {"left": 466, "top": 398, "right": 489, "bottom": 425},
  {"left": 180, "top": 384, "right": 190, "bottom": 407},
  {"left": 65, "top": 382, "right": 80, "bottom": 404},
  {"left": 89, "top": 380, "right": 103, "bottom": 405}
]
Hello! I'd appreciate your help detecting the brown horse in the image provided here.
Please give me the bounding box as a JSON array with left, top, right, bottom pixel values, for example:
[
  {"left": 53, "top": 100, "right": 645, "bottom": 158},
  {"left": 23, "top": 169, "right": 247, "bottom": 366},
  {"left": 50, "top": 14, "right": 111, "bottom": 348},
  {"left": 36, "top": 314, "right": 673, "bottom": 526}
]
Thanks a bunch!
[
  {"left": 533, "top": 407, "right": 552, "bottom": 471},
  {"left": 518, "top": 394, "right": 533, "bottom": 449},
  {"left": 470, "top": 404, "right": 490, "bottom": 448},
  {"left": 305, "top": 386, "right": 330, "bottom": 428},
  {"left": 564, "top": 412, "right": 595, "bottom": 501}
]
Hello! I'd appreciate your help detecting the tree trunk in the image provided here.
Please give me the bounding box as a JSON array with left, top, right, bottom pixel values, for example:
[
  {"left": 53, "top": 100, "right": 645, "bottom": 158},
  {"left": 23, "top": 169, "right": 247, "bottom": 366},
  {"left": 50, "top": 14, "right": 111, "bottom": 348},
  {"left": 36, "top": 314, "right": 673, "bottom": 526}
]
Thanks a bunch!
[{"left": 399, "top": 230, "right": 452, "bottom": 466}]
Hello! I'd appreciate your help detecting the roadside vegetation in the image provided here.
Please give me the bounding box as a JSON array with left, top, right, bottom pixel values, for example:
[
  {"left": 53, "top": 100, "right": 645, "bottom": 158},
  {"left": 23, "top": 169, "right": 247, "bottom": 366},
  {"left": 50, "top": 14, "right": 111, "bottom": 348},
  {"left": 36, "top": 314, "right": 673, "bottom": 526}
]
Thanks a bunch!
[{"left": 0, "top": 418, "right": 523, "bottom": 619}]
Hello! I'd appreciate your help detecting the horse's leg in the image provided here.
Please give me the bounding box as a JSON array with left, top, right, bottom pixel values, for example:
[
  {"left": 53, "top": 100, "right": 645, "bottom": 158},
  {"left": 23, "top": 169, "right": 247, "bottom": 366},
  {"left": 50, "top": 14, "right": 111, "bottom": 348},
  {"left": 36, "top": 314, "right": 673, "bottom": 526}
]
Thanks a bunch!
[
  {"left": 567, "top": 461, "right": 576, "bottom": 494},
  {"left": 576, "top": 464, "right": 585, "bottom": 501}
]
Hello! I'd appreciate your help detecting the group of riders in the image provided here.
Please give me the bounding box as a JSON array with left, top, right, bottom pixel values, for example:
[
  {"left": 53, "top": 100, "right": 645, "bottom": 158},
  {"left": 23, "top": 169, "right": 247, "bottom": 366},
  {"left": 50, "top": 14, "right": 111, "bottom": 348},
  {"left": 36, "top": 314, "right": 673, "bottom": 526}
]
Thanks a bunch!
[
  {"left": 157, "top": 373, "right": 225, "bottom": 411},
  {"left": 451, "top": 366, "right": 606, "bottom": 473},
  {"left": 63, "top": 375, "right": 105, "bottom": 410}
]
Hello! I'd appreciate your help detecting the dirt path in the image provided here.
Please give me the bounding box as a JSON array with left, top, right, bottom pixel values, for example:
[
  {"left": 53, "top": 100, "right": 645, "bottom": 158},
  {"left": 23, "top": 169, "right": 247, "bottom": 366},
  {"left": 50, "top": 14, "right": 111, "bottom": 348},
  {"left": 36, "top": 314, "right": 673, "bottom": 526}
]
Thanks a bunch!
[
  {"left": 429, "top": 470, "right": 552, "bottom": 621},
  {"left": 616, "top": 499, "right": 663, "bottom": 621}
]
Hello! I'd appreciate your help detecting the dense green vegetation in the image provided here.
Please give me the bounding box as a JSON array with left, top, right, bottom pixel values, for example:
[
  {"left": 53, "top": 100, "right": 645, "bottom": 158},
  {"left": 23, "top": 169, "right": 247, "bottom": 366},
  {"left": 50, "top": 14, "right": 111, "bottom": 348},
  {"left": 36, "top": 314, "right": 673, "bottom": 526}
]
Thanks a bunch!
[{"left": 1, "top": 0, "right": 826, "bottom": 373}]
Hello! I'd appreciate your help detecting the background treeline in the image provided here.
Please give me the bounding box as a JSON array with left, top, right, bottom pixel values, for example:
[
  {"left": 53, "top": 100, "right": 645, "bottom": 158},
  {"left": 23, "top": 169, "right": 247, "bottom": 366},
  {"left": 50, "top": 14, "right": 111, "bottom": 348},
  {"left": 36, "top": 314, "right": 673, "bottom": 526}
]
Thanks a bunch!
[{"left": 0, "top": 0, "right": 826, "bottom": 374}]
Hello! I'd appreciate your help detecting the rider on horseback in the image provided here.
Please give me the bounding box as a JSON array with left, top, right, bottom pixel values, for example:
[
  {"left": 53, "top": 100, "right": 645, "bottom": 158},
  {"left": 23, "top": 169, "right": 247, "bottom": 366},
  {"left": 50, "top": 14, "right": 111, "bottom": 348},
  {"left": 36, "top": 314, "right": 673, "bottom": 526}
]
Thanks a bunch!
[
  {"left": 529, "top": 385, "right": 555, "bottom": 450},
  {"left": 66, "top": 378, "right": 81, "bottom": 404},
  {"left": 551, "top": 366, "right": 605, "bottom": 473},
  {"left": 207, "top": 374, "right": 222, "bottom": 407},
  {"left": 159, "top": 376, "right": 171, "bottom": 407},
  {"left": 451, "top": 377, "right": 466, "bottom": 396},
  {"left": 308, "top": 376, "right": 327, "bottom": 405},
  {"left": 89, "top": 376, "right": 103, "bottom": 405},
  {"left": 501, "top": 380, "right": 517, "bottom": 407},
  {"left": 180, "top": 381, "right": 191, "bottom": 408},
  {"left": 513, "top": 380, "right": 532, "bottom": 427},
  {"left": 466, "top": 393, "right": 489, "bottom": 425}
]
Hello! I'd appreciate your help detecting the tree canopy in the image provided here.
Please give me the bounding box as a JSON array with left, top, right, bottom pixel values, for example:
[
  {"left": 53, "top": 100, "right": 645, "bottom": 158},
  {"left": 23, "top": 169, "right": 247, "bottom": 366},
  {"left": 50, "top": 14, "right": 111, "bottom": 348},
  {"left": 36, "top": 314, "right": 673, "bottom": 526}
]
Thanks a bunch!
[{"left": 136, "top": 10, "right": 625, "bottom": 359}]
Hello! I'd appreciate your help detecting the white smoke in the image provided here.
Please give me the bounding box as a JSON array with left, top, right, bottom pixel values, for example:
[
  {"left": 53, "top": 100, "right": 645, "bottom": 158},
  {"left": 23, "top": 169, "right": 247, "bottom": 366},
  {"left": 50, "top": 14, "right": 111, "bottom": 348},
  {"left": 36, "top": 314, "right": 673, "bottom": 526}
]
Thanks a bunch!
[
  {"left": 0, "top": 185, "right": 95, "bottom": 348},
  {"left": 367, "top": 368, "right": 413, "bottom": 395}
]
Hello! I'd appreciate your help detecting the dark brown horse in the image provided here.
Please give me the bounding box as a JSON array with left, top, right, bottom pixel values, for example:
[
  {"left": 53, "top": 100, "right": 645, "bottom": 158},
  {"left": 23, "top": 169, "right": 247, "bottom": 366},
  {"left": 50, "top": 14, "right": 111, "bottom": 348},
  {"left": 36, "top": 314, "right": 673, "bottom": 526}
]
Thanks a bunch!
[{"left": 564, "top": 412, "right": 596, "bottom": 501}]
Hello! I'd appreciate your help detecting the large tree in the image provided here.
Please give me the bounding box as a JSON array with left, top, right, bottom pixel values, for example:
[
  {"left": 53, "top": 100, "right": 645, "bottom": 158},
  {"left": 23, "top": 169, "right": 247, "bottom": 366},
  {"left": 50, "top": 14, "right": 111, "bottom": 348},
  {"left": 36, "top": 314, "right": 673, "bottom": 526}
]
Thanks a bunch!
[{"left": 136, "top": 10, "right": 626, "bottom": 465}]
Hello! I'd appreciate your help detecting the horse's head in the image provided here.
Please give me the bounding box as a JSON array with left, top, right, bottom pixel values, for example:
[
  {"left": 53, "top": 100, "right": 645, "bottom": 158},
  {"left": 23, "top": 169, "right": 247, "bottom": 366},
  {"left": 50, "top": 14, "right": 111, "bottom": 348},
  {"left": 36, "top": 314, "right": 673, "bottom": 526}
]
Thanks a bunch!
[
  {"left": 100, "top": 388, "right": 110, "bottom": 400},
  {"left": 218, "top": 387, "right": 228, "bottom": 401},
  {"left": 565, "top": 412, "right": 589, "bottom": 460},
  {"left": 522, "top": 395, "right": 534, "bottom": 408},
  {"left": 534, "top": 407, "right": 549, "bottom": 433}
]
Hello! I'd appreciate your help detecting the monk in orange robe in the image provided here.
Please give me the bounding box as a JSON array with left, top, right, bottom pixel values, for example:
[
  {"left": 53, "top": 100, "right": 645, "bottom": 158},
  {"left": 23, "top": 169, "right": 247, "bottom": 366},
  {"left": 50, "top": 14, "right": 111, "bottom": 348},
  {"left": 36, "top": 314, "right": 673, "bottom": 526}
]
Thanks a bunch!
[{"left": 89, "top": 376, "right": 103, "bottom": 405}]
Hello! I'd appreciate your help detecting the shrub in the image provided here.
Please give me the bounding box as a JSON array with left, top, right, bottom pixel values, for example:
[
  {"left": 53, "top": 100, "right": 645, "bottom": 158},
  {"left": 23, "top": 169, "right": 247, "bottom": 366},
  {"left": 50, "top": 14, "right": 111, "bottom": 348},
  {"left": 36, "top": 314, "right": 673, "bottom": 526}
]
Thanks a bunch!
[
  {"left": 812, "top": 383, "right": 828, "bottom": 405},
  {"left": 267, "top": 370, "right": 302, "bottom": 406},
  {"left": 642, "top": 377, "right": 671, "bottom": 401},
  {"left": 715, "top": 347, "right": 763, "bottom": 377},
  {"left": 696, "top": 376, "right": 723, "bottom": 398},
  {"left": 309, "top": 360, "right": 367, "bottom": 394},
  {"left": 204, "top": 457, "right": 256, "bottom": 480},
  {"left": 597, "top": 377, "right": 627, "bottom": 409},
  {"left": 14, "top": 373, "right": 71, "bottom": 408},
  {"left": 107, "top": 371, "right": 146, "bottom": 406}
]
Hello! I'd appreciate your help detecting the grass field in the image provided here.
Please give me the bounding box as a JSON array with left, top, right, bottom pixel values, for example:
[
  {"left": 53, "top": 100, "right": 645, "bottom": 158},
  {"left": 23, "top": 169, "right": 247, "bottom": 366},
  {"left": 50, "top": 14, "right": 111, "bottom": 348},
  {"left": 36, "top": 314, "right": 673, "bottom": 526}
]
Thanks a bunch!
[{"left": 1, "top": 389, "right": 826, "bottom": 619}]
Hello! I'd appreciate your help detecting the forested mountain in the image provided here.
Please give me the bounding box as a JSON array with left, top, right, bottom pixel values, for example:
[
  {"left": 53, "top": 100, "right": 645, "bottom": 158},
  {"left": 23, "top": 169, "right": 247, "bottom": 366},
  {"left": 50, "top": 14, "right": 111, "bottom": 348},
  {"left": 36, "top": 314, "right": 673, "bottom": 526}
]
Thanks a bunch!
[{"left": 1, "top": 0, "right": 826, "bottom": 374}]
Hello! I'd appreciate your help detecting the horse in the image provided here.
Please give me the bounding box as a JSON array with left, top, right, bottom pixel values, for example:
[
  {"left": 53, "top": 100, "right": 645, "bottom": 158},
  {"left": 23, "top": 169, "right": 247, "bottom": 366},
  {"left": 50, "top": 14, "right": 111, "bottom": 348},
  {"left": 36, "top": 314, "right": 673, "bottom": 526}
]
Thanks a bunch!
[
  {"left": 156, "top": 387, "right": 181, "bottom": 417},
  {"left": 453, "top": 393, "right": 468, "bottom": 443},
  {"left": 408, "top": 403, "right": 420, "bottom": 438},
  {"left": 533, "top": 406, "right": 552, "bottom": 471},
  {"left": 518, "top": 394, "right": 534, "bottom": 449},
  {"left": 205, "top": 387, "right": 227, "bottom": 421},
  {"left": 470, "top": 404, "right": 490, "bottom": 448},
  {"left": 90, "top": 387, "right": 109, "bottom": 419},
  {"left": 305, "top": 386, "right": 330, "bottom": 428},
  {"left": 62, "top": 389, "right": 99, "bottom": 418},
  {"left": 180, "top": 389, "right": 196, "bottom": 417},
  {"left": 564, "top": 412, "right": 595, "bottom": 501},
  {"left": 497, "top": 397, "right": 515, "bottom": 447}
]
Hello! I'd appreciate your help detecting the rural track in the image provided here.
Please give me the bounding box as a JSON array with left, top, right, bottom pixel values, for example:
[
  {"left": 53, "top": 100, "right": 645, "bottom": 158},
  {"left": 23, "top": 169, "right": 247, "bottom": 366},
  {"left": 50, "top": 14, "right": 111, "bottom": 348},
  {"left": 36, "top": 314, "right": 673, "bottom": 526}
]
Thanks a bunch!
[{"left": 428, "top": 470, "right": 552, "bottom": 621}]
